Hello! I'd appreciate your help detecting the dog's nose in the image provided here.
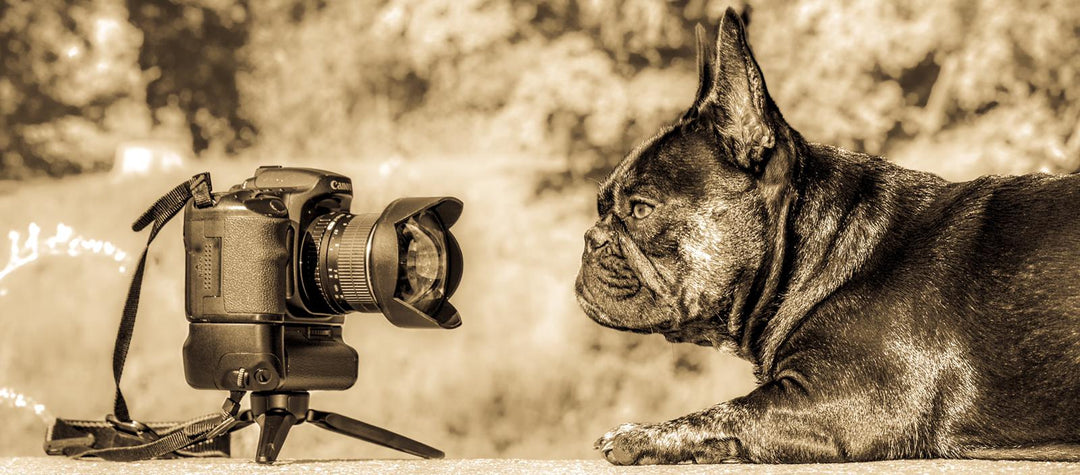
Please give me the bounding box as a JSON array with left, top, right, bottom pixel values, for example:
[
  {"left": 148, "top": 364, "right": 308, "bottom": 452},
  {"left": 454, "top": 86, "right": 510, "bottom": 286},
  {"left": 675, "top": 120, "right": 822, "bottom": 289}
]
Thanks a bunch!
[{"left": 585, "top": 226, "right": 612, "bottom": 251}]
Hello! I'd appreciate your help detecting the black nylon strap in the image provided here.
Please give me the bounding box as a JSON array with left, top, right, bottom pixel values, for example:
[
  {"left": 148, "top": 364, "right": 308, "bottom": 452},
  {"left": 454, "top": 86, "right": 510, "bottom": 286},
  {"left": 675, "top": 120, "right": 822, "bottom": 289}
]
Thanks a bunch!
[
  {"left": 45, "top": 417, "right": 236, "bottom": 458},
  {"left": 68, "top": 391, "right": 249, "bottom": 461},
  {"left": 45, "top": 172, "right": 253, "bottom": 462},
  {"left": 112, "top": 173, "right": 212, "bottom": 421},
  {"left": 82, "top": 415, "right": 221, "bottom": 461}
]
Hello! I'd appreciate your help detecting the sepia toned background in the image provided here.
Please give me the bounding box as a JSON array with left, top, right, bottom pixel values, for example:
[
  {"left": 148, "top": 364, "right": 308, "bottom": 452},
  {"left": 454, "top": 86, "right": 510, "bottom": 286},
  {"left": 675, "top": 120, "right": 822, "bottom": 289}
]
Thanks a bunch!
[{"left": 1, "top": 0, "right": 1078, "bottom": 461}]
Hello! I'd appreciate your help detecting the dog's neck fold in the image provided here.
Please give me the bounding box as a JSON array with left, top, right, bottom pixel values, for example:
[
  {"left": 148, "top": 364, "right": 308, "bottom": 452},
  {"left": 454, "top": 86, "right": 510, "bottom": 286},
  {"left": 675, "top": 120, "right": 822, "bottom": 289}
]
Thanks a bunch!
[{"left": 727, "top": 141, "right": 947, "bottom": 380}]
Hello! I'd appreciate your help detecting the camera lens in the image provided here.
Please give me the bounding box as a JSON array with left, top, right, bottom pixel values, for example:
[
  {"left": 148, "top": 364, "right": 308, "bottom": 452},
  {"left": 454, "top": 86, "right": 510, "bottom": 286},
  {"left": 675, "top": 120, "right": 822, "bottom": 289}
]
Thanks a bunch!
[
  {"left": 301, "top": 211, "right": 380, "bottom": 314},
  {"left": 299, "top": 199, "right": 461, "bottom": 325},
  {"left": 395, "top": 212, "right": 449, "bottom": 315},
  {"left": 301, "top": 209, "right": 453, "bottom": 316}
]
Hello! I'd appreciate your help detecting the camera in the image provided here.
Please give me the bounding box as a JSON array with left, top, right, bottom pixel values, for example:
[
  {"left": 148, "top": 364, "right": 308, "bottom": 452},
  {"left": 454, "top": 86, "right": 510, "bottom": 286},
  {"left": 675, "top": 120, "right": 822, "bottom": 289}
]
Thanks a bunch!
[
  {"left": 45, "top": 165, "right": 461, "bottom": 463},
  {"left": 182, "top": 166, "right": 463, "bottom": 393},
  {"left": 180, "top": 166, "right": 463, "bottom": 462}
]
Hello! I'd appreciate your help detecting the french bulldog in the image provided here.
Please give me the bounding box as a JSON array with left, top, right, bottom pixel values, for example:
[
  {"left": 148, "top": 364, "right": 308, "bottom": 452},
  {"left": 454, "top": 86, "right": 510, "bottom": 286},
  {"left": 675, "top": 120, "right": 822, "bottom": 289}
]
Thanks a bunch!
[{"left": 575, "top": 7, "right": 1080, "bottom": 465}]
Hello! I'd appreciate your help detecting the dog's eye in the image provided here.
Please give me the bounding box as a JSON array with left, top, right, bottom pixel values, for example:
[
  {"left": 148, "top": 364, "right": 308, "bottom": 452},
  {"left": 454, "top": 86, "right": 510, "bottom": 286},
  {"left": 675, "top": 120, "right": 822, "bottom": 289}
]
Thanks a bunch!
[{"left": 631, "top": 202, "right": 654, "bottom": 220}]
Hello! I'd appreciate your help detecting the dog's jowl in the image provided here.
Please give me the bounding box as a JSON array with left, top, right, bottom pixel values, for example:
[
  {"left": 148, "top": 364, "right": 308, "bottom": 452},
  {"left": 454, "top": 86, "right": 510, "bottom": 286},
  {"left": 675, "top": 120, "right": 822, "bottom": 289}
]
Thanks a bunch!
[{"left": 576, "top": 7, "right": 1080, "bottom": 465}]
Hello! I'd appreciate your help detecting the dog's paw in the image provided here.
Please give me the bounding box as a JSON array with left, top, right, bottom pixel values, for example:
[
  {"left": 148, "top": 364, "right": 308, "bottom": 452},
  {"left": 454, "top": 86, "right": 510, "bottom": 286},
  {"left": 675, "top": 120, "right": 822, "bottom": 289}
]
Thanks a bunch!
[
  {"left": 594, "top": 421, "right": 745, "bottom": 465},
  {"left": 594, "top": 422, "right": 680, "bottom": 465}
]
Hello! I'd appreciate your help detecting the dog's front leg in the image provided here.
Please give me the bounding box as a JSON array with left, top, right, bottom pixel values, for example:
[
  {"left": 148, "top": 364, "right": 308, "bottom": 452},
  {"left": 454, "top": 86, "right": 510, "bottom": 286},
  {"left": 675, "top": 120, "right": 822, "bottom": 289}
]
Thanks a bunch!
[
  {"left": 595, "top": 404, "right": 748, "bottom": 464},
  {"left": 596, "top": 380, "right": 854, "bottom": 465}
]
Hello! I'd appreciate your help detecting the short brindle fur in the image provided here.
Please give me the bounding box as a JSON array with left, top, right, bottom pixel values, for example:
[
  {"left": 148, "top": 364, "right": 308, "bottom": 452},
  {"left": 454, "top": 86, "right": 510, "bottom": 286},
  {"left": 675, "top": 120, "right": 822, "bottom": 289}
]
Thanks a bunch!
[{"left": 575, "top": 8, "right": 1080, "bottom": 465}]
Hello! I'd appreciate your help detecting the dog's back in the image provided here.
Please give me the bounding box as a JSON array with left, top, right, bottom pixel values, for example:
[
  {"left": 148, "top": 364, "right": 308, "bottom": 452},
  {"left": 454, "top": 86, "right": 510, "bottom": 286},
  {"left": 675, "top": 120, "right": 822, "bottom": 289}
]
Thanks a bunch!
[
  {"left": 789, "top": 150, "right": 1080, "bottom": 457},
  {"left": 937, "top": 173, "right": 1080, "bottom": 448}
]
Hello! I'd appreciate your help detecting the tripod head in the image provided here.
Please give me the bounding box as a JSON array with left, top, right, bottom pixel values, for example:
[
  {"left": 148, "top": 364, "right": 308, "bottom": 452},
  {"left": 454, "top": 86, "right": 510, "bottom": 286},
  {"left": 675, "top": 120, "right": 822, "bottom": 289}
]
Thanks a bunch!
[{"left": 245, "top": 391, "right": 443, "bottom": 463}]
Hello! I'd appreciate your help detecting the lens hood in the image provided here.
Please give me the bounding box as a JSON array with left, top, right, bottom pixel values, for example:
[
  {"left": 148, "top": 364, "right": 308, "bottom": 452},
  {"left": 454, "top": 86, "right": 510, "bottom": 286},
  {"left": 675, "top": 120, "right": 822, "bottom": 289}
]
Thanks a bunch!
[{"left": 368, "top": 197, "right": 463, "bottom": 329}]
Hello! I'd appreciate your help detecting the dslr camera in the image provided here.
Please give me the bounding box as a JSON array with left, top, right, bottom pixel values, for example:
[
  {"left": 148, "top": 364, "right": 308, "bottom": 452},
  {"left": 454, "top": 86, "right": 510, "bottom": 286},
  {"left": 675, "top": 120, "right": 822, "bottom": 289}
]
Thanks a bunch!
[
  {"left": 46, "top": 166, "right": 461, "bottom": 463},
  {"left": 183, "top": 166, "right": 463, "bottom": 392},
  {"left": 183, "top": 166, "right": 463, "bottom": 461}
]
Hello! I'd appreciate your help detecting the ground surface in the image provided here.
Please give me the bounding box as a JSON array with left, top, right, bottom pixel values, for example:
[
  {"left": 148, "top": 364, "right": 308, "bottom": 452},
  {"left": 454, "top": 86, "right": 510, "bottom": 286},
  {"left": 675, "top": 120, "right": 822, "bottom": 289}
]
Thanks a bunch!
[{"left": 4, "top": 457, "right": 1080, "bottom": 474}]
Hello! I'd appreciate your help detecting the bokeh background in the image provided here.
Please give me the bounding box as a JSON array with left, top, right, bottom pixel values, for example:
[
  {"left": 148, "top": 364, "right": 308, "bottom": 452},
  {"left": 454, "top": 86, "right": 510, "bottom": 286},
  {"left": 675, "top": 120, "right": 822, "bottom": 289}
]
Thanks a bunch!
[{"left": 1, "top": 0, "right": 1078, "bottom": 460}]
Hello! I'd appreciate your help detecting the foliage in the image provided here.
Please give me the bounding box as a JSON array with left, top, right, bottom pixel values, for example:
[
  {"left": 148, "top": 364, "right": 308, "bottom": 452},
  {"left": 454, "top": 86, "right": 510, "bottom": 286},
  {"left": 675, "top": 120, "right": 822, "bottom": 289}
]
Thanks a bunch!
[
  {"left": 127, "top": 0, "right": 256, "bottom": 155},
  {"left": 4, "top": 0, "right": 1078, "bottom": 179},
  {"left": 0, "top": 0, "right": 252, "bottom": 179},
  {"left": 0, "top": 0, "right": 146, "bottom": 178},
  {"left": 754, "top": 0, "right": 1080, "bottom": 178},
  {"left": 239, "top": 0, "right": 1080, "bottom": 183},
  {"left": 240, "top": 0, "right": 720, "bottom": 182}
]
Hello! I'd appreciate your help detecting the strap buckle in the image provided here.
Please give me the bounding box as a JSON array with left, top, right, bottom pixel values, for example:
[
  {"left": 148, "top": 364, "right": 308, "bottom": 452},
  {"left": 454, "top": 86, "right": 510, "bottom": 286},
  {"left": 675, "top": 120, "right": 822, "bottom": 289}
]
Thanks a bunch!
[
  {"left": 106, "top": 414, "right": 157, "bottom": 441},
  {"left": 189, "top": 172, "right": 214, "bottom": 209},
  {"left": 204, "top": 391, "right": 245, "bottom": 441},
  {"left": 202, "top": 414, "right": 236, "bottom": 442}
]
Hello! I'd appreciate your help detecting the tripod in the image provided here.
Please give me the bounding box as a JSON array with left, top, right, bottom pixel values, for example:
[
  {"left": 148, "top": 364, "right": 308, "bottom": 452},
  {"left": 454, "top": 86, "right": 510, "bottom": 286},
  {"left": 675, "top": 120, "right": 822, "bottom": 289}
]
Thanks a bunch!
[{"left": 244, "top": 391, "right": 444, "bottom": 463}]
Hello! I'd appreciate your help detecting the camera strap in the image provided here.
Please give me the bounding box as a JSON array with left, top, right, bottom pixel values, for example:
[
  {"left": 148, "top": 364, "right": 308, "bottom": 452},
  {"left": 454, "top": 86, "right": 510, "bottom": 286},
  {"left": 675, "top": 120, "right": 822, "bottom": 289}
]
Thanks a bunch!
[
  {"left": 113, "top": 172, "right": 214, "bottom": 423},
  {"left": 46, "top": 173, "right": 253, "bottom": 461}
]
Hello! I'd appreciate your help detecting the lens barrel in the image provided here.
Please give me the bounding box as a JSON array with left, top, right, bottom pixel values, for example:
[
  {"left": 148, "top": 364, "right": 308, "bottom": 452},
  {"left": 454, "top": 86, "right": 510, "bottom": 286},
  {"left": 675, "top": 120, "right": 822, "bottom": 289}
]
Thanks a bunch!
[
  {"left": 302, "top": 212, "right": 380, "bottom": 314},
  {"left": 300, "top": 197, "right": 463, "bottom": 328}
]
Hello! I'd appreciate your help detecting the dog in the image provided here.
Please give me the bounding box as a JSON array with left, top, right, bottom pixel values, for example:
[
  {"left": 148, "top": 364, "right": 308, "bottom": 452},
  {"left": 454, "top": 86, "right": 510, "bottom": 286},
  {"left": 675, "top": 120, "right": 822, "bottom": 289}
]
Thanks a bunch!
[{"left": 575, "top": 7, "right": 1080, "bottom": 465}]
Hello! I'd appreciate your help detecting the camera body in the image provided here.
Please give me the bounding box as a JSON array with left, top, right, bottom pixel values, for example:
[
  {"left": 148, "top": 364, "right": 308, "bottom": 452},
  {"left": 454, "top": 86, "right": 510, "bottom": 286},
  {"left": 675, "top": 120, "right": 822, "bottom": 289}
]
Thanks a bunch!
[
  {"left": 183, "top": 167, "right": 358, "bottom": 391},
  {"left": 181, "top": 166, "right": 463, "bottom": 393}
]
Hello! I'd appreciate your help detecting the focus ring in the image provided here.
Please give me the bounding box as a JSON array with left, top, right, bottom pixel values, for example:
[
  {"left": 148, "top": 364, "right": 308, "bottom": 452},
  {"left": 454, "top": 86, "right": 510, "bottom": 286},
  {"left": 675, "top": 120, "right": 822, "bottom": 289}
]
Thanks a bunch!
[
  {"left": 308, "top": 215, "right": 333, "bottom": 305},
  {"left": 335, "top": 213, "right": 379, "bottom": 312}
]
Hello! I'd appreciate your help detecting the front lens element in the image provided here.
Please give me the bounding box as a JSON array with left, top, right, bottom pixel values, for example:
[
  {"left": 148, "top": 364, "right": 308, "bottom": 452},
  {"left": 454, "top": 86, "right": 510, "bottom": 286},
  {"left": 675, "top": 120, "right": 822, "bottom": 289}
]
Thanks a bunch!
[{"left": 396, "top": 212, "right": 448, "bottom": 314}]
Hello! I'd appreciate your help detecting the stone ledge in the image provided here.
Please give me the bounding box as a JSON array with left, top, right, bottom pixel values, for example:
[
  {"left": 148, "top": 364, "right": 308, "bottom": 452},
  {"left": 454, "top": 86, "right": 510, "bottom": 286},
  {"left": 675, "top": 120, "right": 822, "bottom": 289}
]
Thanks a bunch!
[{"left": 4, "top": 457, "right": 1080, "bottom": 474}]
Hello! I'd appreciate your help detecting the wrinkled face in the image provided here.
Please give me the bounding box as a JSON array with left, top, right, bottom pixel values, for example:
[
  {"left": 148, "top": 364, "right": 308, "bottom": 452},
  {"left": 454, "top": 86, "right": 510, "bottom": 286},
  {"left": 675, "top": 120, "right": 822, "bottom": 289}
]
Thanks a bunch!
[
  {"left": 576, "top": 12, "right": 790, "bottom": 340},
  {"left": 575, "top": 125, "right": 768, "bottom": 335}
]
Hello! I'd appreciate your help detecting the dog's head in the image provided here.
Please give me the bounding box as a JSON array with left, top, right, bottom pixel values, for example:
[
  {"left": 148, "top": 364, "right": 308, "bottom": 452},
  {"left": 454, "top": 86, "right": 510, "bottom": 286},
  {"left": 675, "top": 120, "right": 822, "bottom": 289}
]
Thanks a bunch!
[{"left": 576, "top": 8, "right": 797, "bottom": 343}]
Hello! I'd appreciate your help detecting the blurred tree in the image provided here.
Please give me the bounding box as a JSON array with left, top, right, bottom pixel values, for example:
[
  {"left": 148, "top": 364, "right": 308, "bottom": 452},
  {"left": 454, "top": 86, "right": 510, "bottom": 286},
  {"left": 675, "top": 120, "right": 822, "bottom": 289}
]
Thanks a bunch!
[
  {"left": 127, "top": 0, "right": 256, "bottom": 155},
  {"left": 0, "top": 0, "right": 148, "bottom": 179},
  {"left": 240, "top": 0, "right": 735, "bottom": 185},
  {"left": 755, "top": 0, "right": 1080, "bottom": 176},
  {"left": 4, "top": 0, "right": 1077, "bottom": 182},
  {"left": 0, "top": 0, "right": 256, "bottom": 180}
]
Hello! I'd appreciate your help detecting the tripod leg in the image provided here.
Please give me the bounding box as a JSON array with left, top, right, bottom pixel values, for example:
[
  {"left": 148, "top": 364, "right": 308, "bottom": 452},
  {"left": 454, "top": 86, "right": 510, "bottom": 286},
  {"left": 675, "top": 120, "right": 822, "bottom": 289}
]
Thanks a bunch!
[
  {"left": 255, "top": 410, "right": 298, "bottom": 464},
  {"left": 307, "top": 409, "right": 444, "bottom": 459}
]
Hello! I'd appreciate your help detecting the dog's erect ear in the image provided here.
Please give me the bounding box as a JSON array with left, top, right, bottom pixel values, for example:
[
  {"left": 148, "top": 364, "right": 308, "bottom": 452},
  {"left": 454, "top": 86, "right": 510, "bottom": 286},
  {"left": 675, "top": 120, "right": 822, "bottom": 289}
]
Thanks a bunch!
[
  {"left": 696, "top": 7, "right": 785, "bottom": 171},
  {"left": 689, "top": 24, "right": 716, "bottom": 114}
]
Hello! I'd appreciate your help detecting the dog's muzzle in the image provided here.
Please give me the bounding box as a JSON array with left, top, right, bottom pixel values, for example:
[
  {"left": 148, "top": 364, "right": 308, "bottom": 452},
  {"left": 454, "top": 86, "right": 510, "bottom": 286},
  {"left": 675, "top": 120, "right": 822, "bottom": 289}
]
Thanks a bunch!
[{"left": 582, "top": 224, "right": 642, "bottom": 298}]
